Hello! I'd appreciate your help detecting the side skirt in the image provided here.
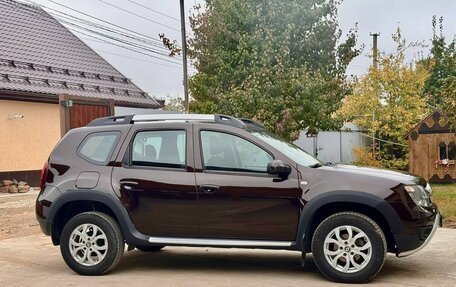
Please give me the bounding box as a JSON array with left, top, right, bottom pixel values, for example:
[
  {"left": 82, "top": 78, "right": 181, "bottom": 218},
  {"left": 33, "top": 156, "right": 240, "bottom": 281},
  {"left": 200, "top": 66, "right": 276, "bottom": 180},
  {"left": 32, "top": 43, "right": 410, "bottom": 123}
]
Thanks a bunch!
[{"left": 148, "top": 236, "right": 294, "bottom": 249}]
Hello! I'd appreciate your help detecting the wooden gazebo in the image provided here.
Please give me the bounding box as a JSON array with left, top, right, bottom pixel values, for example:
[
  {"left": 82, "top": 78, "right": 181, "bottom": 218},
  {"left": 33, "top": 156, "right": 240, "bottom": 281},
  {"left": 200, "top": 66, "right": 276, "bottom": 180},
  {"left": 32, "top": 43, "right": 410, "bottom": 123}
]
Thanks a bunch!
[{"left": 406, "top": 111, "right": 455, "bottom": 183}]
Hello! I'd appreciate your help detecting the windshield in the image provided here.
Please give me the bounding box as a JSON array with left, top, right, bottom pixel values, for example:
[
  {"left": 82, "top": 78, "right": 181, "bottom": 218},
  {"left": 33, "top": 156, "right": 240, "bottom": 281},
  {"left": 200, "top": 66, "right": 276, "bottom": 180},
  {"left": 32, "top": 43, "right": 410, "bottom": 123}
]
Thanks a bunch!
[{"left": 249, "top": 131, "right": 322, "bottom": 167}]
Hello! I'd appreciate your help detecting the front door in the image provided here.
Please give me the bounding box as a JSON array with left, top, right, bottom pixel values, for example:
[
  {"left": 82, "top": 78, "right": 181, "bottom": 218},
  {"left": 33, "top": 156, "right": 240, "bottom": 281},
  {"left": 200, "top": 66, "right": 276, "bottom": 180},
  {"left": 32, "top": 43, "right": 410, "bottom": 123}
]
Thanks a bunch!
[
  {"left": 194, "top": 126, "right": 302, "bottom": 241},
  {"left": 112, "top": 124, "right": 198, "bottom": 237}
]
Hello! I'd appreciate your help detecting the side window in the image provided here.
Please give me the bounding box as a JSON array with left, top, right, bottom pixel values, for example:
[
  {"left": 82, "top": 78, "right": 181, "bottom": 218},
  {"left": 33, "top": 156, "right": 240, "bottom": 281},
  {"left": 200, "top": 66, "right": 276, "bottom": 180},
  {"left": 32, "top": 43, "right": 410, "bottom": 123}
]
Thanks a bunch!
[
  {"left": 200, "top": 131, "right": 273, "bottom": 173},
  {"left": 132, "top": 130, "right": 186, "bottom": 169},
  {"left": 78, "top": 132, "right": 120, "bottom": 164}
]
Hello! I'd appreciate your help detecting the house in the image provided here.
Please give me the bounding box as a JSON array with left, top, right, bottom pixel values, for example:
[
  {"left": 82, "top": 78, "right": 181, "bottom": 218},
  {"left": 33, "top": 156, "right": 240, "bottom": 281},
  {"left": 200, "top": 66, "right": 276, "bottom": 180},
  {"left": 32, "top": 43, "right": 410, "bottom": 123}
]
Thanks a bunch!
[
  {"left": 406, "top": 110, "right": 455, "bottom": 183},
  {"left": 0, "top": 0, "right": 160, "bottom": 186}
]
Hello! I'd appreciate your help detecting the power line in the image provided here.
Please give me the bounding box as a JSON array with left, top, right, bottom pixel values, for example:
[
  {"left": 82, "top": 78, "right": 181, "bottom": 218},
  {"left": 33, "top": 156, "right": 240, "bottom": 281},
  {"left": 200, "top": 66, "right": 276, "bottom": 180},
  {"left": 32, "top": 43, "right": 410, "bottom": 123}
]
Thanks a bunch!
[
  {"left": 94, "top": 0, "right": 180, "bottom": 32},
  {"left": 126, "top": 0, "right": 191, "bottom": 27},
  {"left": 50, "top": 13, "right": 169, "bottom": 51},
  {"left": 46, "top": 9, "right": 165, "bottom": 48},
  {"left": 45, "top": 0, "right": 164, "bottom": 44},
  {"left": 27, "top": 1, "right": 182, "bottom": 62},
  {"left": 355, "top": 131, "right": 408, "bottom": 147},
  {"left": 94, "top": 49, "right": 183, "bottom": 69},
  {"left": 127, "top": 0, "right": 179, "bottom": 22},
  {"left": 57, "top": 17, "right": 176, "bottom": 58},
  {"left": 18, "top": 0, "right": 188, "bottom": 78},
  {"left": 71, "top": 28, "right": 182, "bottom": 65},
  {"left": 94, "top": 48, "right": 196, "bottom": 72}
]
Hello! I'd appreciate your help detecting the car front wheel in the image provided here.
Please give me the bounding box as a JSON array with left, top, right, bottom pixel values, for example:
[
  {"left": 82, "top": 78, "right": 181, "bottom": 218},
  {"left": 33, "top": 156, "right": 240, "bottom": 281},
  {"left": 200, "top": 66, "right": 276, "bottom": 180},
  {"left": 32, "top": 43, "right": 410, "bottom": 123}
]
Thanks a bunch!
[
  {"left": 311, "top": 212, "right": 386, "bottom": 283},
  {"left": 60, "top": 212, "right": 124, "bottom": 275}
]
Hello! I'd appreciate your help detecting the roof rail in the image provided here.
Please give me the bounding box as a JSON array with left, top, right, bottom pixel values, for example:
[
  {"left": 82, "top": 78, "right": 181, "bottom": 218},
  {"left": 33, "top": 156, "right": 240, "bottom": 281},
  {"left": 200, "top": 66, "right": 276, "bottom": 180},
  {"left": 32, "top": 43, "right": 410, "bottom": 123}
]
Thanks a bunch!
[
  {"left": 87, "top": 113, "right": 247, "bottom": 129},
  {"left": 87, "top": 115, "right": 134, "bottom": 127},
  {"left": 132, "top": 114, "right": 246, "bottom": 129},
  {"left": 132, "top": 114, "right": 214, "bottom": 122},
  {"left": 239, "top": 118, "right": 266, "bottom": 130}
]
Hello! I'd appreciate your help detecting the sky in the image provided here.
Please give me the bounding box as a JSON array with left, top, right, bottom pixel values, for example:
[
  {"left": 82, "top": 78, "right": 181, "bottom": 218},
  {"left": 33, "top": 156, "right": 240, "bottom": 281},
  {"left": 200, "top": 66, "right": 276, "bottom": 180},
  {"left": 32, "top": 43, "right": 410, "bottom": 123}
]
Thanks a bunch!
[{"left": 29, "top": 0, "right": 456, "bottom": 100}]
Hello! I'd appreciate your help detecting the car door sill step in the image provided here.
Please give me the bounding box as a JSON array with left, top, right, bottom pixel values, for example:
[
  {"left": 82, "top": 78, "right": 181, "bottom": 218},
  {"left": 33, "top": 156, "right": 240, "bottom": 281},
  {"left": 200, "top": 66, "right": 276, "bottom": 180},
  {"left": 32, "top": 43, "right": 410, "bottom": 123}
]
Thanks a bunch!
[{"left": 147, "top": 237, "right": 293, "bottom": 248}]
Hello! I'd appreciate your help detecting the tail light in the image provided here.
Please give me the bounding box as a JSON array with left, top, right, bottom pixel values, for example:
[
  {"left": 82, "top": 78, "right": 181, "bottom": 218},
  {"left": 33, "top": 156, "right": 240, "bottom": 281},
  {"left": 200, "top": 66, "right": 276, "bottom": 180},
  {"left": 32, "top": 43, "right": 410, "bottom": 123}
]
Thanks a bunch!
[{"left": 39, "top": 161, "right": 49, "bottom": 191}]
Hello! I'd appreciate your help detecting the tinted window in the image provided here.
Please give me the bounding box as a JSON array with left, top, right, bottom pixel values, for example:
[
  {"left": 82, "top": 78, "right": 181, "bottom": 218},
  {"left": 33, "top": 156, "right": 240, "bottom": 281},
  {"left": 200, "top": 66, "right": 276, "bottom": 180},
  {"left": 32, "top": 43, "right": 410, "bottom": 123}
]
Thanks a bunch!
[
  {"left": 78, "top": 132, "right": 120, "bottom": 164},
  {"left": 201, "top": 131, "right": 273, "bottom": 173},
  {"left": 132, "top": 130, "right": 186, "bottom": 168}
]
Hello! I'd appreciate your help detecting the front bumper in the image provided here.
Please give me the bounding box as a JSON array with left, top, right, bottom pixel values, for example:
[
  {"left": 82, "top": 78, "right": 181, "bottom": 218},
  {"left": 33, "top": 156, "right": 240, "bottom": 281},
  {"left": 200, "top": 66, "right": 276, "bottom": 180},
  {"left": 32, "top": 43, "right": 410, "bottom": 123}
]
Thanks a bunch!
[{"left": 397, "top": 212, "right": 442, "bottom": 257}]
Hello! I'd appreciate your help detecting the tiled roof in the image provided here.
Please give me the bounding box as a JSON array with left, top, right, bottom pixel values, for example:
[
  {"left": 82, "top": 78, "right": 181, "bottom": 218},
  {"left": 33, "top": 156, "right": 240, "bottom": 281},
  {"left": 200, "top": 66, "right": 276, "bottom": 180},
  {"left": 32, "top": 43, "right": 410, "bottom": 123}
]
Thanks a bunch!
[{"left": 0, "top": 0, "right": 160, "bottom": 107}]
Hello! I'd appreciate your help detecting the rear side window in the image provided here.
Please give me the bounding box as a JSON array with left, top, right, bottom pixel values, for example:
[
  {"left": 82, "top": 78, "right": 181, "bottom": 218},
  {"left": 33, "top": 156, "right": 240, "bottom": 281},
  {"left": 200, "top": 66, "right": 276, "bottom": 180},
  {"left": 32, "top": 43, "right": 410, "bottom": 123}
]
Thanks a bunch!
[
  {"left": 78, "top": 132, "right": 120, "bottom": 165},
  {"left": 131, "top": 130, "right": 186, "bottom": 169}
]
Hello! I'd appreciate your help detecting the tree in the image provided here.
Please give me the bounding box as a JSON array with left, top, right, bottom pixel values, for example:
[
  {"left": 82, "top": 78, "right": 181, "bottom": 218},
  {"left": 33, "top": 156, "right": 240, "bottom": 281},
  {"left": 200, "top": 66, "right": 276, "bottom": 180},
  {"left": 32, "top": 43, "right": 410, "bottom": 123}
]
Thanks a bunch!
[
  {"left": 337, "top": 29, "right": 430, "bottom": 170},
  {"left": 423, "top": 16, "right": 456, "bottom": 128},
  {"left": 159, "top": 96, "right": 186, "bottom": 113},
  {"left": 188, "top": 0, "right": 361, "bottom": 140}
]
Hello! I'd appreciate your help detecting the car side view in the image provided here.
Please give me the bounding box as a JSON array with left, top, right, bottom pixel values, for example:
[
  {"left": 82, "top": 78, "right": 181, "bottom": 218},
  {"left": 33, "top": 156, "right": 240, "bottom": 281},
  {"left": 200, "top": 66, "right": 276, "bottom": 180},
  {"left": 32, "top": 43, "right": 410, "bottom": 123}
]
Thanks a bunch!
[{"left": 36, "top": 114, "right": 441, "bottom": 283}]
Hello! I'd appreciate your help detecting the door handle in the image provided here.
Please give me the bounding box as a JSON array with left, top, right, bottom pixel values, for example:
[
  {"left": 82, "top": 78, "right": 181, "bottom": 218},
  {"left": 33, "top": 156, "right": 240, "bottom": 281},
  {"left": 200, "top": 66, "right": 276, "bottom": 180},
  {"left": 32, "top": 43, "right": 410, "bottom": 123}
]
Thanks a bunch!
[
  {"left": 199, "top": 184, "right": 219, "bottom": 194},
  {"left": 120, "top": 181, "right": 139, "bottom": 190}
]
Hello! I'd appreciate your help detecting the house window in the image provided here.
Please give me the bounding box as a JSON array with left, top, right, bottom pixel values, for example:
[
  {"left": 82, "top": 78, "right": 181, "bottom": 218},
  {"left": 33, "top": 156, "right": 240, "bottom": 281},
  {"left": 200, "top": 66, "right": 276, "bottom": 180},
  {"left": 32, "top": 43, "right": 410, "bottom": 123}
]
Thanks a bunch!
[
  {"left": 449, "top": 142, "right": 456, "bottom": 160},
  {"left": 439, "top": 142, "right": 447, "bottom": 160},
  {"left": 439, "top": 141, "right": 456, "bottom": 160}
]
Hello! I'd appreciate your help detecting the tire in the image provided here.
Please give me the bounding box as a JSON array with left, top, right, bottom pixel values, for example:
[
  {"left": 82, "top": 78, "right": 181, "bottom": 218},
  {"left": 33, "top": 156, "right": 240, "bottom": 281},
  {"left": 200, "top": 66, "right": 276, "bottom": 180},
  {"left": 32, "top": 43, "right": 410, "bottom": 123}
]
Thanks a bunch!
[
  {"left": 60, "top": 212, "right": 124, "bottom": 275},
  {"left": 311, "top": 212, "right": 386, "bottom": 283},
  {"left": 136, "top": 245, "right": 165, "bottom": 252}
]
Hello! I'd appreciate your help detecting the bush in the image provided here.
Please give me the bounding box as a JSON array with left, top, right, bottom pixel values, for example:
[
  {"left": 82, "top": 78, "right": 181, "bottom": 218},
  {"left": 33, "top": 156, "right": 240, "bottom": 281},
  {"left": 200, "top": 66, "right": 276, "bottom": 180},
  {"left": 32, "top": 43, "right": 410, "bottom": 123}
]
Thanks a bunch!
[{"left": 352, "top": 146, "right": 408, "bottom": 170}]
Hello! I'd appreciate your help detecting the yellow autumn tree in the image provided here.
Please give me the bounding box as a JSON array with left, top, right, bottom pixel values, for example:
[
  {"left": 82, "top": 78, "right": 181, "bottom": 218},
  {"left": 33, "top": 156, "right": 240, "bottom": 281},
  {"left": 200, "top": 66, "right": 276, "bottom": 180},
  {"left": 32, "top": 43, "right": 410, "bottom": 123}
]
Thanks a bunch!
[{"left": 338, "top": 29, "right": 430, "bottom": 170}]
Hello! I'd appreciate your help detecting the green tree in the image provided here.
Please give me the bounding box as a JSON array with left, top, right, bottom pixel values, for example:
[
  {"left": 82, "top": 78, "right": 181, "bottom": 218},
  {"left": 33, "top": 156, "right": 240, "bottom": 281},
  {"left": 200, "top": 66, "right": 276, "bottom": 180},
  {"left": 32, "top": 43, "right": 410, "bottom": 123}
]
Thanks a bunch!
[
  {"left": 338, "top": 29, "right": 430, "bottom": 170},
  {"left": 188, "top": 0, "right": 361, "bottom": 140},
  {"left": 423, "top": 16, "right": 456, "bottom": 128}
]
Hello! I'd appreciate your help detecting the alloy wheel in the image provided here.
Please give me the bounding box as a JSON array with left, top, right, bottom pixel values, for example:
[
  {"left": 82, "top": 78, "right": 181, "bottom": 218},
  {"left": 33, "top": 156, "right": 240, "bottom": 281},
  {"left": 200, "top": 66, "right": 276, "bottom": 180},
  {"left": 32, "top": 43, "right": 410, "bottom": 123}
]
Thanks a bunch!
[
  {"left": 69, "top": 223, "right": 108, "bottom": 267},
  {"left": 323, "top": 225, "right": 372, "bottom": 273}
]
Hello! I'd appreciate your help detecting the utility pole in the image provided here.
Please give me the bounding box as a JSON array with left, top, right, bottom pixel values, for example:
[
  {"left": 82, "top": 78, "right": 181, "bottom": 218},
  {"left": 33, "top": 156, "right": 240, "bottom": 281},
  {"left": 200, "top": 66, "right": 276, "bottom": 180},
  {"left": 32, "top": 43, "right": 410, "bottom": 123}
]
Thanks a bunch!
[
  {"left": 179, "top": 0, "right": 189, "bottom": 113},
  {"left": 370, "top": 32, "right": 380, "bottom": 70},
  {"left": 370, "top": 32, "right": 380, "bottom": 158}
]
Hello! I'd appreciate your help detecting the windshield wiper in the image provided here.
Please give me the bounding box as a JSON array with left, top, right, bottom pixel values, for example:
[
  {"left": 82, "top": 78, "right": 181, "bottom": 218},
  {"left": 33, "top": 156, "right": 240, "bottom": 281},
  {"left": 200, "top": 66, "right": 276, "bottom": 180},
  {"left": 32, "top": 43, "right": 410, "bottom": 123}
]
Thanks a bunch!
[{"left": 308, "top": 163, "right": 323, "bottom": 168}]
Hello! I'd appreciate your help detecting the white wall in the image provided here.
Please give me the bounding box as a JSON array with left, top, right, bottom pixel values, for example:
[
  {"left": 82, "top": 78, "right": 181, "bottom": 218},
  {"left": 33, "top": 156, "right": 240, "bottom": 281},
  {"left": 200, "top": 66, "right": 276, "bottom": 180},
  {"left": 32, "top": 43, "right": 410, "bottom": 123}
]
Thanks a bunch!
[{"left": 294, "top": 124, "right": 370, "bottom": 164}]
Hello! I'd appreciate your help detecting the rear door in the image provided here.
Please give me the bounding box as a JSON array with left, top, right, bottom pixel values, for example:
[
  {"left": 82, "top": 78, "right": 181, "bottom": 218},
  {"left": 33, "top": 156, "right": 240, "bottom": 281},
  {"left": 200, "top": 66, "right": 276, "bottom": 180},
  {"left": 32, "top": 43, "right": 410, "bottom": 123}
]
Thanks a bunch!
[
  {"left": 112, "top": 122, "right": 198, "bottom": 237},
  {"left": 193, "top": 124, "right": 302, "bottom": 241}
]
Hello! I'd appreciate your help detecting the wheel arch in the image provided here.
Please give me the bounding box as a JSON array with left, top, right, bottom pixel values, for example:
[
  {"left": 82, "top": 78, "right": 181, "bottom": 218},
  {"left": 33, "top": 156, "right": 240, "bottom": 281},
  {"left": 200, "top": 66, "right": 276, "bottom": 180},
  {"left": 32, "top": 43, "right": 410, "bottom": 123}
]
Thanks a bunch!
[
  {"left": 48, "top": 190, "right": 146, "bottom": 246},
  {"left": 296, "top": 190, "right": 403, "bottom": 253}
]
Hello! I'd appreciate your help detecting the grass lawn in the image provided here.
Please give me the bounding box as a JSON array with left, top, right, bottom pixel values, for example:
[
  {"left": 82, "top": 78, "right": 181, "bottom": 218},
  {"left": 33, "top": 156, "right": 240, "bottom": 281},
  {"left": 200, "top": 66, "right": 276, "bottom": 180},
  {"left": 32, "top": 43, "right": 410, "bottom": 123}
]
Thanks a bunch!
[{"left": 431, "top": 183, "right": 456, "bottom": 228}]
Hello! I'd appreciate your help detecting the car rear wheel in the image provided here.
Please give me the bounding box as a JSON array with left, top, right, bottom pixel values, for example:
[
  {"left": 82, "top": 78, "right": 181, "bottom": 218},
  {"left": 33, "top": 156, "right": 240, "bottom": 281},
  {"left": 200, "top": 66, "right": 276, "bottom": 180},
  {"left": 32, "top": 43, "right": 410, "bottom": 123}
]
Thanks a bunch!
[
  {"left": 60, "top": 212, "right": 124, "bottom": 275},
  {"left": 311, "top": 212, "right": 386, "bottom": 283}
]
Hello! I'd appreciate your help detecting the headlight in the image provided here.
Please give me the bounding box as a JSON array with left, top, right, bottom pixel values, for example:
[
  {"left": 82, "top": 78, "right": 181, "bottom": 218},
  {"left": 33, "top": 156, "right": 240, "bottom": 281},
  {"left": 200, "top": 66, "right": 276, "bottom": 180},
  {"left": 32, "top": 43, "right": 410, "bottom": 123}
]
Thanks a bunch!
[
  {"left": 424, "top": 183, "right": 433, "bottom": 198},
  {"left": 404, "top": 185, "right": 431, "bottom": 207}
]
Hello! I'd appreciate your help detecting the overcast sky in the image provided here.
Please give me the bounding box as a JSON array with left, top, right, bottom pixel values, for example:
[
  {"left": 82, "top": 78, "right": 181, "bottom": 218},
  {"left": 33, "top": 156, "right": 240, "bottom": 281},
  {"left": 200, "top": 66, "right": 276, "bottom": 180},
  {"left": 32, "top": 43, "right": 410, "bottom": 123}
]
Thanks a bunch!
[{"left": 31, "top": 0, "right": 456, "bottom": 100}]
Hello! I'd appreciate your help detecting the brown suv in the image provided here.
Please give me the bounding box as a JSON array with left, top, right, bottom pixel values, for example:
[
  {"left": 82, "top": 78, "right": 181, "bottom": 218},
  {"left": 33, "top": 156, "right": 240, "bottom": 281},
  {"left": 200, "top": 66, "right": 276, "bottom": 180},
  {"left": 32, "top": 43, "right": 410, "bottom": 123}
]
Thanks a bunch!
[{"left": 36, "top": 114, "right": 441, "bottom": 283}]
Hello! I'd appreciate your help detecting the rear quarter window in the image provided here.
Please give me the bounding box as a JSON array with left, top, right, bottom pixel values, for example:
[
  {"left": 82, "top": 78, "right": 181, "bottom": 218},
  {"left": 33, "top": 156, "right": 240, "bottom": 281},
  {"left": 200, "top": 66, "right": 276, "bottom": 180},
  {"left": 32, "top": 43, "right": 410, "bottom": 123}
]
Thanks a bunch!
[{"left": 77, "top": 131, "right": 120, "bottom": 165}]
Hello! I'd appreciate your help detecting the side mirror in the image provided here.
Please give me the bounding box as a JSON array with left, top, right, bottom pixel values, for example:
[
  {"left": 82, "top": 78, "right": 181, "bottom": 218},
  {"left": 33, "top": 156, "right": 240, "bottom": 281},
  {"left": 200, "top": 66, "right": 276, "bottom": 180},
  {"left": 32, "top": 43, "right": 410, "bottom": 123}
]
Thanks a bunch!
[{"left": 267, "top": 160, "right": 292, "bottom": 178}]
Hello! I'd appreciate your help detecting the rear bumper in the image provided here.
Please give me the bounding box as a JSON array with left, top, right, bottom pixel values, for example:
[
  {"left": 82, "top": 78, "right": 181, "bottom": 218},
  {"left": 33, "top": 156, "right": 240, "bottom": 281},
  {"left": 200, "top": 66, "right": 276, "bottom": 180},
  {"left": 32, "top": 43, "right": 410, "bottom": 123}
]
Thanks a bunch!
[
  {"left": 396, "top": 212, "right": 442, "bottom": 257},
  {"left": 37, "top": 218, "right": 52, "bottom": 236}
]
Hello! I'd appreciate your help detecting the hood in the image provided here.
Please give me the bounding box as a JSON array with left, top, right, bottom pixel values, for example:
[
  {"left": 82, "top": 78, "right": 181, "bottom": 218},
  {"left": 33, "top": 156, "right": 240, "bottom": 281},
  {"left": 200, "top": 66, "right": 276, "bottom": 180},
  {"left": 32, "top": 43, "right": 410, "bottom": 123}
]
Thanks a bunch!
[
  {"left": 320, "top": 164, "right": 425, "bottom": 186},
  {"left": 299, "top": 164, "right": 425, "bottom": 198}
]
